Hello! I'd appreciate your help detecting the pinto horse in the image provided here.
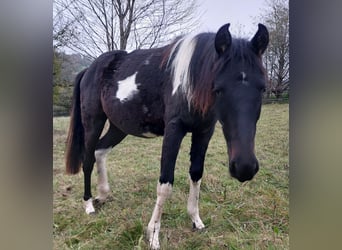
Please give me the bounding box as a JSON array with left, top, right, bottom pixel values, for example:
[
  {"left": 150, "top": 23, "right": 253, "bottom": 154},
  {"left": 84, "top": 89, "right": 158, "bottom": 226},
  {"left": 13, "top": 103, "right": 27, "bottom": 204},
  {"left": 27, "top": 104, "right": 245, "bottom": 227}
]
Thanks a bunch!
[{"left": 65, "top": 23, "right": 268, "bottom": 249}]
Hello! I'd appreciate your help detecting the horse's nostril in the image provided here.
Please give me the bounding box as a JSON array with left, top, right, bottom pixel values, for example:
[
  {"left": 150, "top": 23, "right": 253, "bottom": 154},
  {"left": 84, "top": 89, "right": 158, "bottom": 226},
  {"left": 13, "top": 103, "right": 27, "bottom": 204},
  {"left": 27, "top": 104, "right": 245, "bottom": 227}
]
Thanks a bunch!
[{"left": 229, "top": 159, "right": 259, "bottom": 182}]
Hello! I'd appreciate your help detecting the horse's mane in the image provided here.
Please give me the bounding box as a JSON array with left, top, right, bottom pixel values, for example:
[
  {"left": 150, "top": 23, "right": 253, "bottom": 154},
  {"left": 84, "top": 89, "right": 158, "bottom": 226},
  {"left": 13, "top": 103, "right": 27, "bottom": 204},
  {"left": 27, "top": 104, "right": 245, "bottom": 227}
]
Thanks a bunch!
[{"left": 162, "top": 33, "right": 264, "bottom": 115}]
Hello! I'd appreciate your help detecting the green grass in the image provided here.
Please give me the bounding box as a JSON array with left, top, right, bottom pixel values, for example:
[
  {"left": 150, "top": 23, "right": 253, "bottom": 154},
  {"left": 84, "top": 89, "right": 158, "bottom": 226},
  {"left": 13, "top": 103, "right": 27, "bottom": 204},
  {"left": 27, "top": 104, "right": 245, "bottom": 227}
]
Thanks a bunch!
[{"left": 53, "top": 103, "right": 289, "bottom": 249}]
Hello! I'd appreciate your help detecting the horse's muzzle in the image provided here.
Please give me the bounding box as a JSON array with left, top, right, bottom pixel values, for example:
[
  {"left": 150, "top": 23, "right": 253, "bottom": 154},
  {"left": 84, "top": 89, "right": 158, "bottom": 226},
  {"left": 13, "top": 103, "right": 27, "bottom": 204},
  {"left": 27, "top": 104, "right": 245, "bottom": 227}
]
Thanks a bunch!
[{"left": 229, "top": 158, "right": 259, "bottom": 182}]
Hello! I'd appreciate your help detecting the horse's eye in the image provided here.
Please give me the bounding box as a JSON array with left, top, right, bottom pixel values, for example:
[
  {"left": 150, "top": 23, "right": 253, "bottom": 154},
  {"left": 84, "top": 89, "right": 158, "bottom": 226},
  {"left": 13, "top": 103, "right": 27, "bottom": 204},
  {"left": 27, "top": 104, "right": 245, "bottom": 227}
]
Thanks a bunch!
[{"left": 214, "top": 89, "right": 223, "bottom": 96}]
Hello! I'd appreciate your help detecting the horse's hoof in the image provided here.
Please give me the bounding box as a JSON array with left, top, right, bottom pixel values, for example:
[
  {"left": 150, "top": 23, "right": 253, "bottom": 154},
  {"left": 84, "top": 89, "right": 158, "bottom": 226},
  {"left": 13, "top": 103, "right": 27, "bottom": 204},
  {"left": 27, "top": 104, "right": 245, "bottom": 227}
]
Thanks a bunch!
[
  {"left": 85, "top": 209, "right": 95, "bottom": 215},
  {"left": 94, "top": 198, "right": 105, "bottom": 204},
  {"left": 149, "top": 241, "right": 160, "bottom": 250},
  {"left": 145, "top": 227, "right": 160, "bottom": 250},
  {"left": 192, "top": 222, "right": 206, "bottom": 232},
  {"left": 84, "top": 198, "right": 95, "bottom": 214}
]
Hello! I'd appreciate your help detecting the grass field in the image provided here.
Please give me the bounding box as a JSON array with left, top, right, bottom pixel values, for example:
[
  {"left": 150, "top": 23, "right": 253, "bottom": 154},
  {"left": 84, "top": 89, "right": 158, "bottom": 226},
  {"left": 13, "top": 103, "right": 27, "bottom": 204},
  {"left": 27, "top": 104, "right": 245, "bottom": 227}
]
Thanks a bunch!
[{"left": 53, "top": 103, "right": 289, "bottom": 249}]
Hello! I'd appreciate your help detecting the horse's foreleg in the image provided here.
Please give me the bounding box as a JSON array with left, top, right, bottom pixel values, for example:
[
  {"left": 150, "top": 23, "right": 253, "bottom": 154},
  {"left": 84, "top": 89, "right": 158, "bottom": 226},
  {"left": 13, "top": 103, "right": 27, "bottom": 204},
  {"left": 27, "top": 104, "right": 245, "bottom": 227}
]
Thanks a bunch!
[
  {"left": 147, "top": 182, "right": 172, "bottom": 250},
  {"left": 187, "top": 128, "right": 214, "bottom": 230},
  {"left": 147, "top": 119, "right": 186, "bottom": 250},
  {"left": 188, "top": 178, "right": 205, "bottom": 230}
]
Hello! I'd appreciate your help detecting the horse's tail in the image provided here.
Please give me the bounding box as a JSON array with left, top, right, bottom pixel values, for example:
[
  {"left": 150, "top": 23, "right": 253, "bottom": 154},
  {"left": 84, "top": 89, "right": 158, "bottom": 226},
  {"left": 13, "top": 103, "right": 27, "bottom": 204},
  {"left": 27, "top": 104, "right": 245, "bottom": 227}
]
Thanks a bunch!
[{"left": 65, "top": 68, "right": 87, "bottom": 175}]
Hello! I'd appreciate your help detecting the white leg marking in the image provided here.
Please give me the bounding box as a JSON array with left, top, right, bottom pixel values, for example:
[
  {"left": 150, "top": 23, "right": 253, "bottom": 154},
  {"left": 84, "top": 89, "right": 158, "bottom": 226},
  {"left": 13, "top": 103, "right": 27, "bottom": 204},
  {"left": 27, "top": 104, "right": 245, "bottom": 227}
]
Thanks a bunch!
[
  {"left": 116, "top": 72, "right": 139, "bottom": 102},
  {"left": 147, "top": 182, "right": 172, "bottom": 250},
  {"left": 169, "top": 35, "right": 197, "bottom": 103},
  {"left": 187, "top": 177, "right": 205, "bottom": 229},
  {"left": 83, "top": 198, "right": 95, "bottom": 214},
  {"left": 94, "top": 148, "right": 111, "bottom": 202}
]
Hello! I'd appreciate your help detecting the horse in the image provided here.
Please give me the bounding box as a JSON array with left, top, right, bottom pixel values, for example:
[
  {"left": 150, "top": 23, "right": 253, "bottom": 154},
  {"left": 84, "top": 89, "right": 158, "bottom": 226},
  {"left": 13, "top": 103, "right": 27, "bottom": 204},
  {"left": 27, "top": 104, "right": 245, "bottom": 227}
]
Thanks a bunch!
[{"left": 65, "top": 23, "right": 269, "bottom": 249}]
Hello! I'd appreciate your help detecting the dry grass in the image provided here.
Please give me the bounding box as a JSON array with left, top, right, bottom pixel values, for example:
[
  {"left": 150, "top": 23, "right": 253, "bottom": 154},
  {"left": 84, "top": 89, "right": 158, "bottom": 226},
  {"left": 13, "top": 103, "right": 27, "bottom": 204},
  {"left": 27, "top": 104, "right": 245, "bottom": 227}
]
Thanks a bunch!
[{"left": 53, "top": 103, "right": 289, "bottom": 249}]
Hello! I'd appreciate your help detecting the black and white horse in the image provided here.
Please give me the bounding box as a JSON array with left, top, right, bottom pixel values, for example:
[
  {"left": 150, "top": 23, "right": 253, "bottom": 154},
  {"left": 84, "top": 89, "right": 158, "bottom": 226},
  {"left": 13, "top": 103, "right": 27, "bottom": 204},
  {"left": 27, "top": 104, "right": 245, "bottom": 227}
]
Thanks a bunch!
[{"left": 65, "top": 23, "right": 269, "bottom": 249}]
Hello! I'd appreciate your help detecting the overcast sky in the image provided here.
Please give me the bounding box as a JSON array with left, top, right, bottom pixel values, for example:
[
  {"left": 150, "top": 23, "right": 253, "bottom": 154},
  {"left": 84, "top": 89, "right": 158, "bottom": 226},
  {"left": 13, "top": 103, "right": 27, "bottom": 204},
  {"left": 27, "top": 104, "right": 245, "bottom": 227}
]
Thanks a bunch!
[{"left": 197, "top": 0, "right": 268, "bottom": 39}]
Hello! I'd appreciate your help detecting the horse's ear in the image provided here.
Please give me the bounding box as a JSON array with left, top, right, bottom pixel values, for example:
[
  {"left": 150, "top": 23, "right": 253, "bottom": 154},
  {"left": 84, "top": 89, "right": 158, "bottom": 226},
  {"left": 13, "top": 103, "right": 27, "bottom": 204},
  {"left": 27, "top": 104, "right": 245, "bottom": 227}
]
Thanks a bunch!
[
  {"left": 250, "top": 23, "right": 269, "bottom": 56},
  {"left": 215, "top": 23, "right": 232, "bottom": 55}
]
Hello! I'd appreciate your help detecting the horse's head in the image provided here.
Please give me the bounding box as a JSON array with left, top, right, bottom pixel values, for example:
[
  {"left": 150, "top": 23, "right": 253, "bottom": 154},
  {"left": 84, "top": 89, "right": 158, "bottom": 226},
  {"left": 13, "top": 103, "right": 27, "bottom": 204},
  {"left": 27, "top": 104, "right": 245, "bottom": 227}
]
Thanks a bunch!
[{"left": 213, "top": 23, "right": 269, "bottom": 182}]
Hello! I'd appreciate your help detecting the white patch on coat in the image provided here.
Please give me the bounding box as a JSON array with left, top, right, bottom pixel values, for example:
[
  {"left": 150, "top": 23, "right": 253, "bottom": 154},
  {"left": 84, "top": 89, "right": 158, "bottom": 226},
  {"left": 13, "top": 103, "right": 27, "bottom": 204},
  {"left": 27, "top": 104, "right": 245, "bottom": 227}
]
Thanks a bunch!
[
  {"left": 94, "top": 148, "right": 111, "bottom": 202},
  {"left": 83, "top": 198, "right": 95, "bottom": 214},
  {"left": 168, "top": 35, "right": 197, "bottom": 103},
  {"left": 241, "top": 71, "right": 249, "bottom": 85},
  {"left": 99, "top": 119, "right": 110, "bottom": 140},
  {"left": 187, "top": 177, "right": 205, "bottom": 229},
  {"left": 147, "top": 182, "right": 173, "bottom": 249},
  {"left": 142, "top": 132, "right": 158, "bottom": 138},
  {"left": 142, "top": 105, "right": 149, "bottom": 114},
  {"left": 116, "top": 72, "right": 139, "bottom": 102}
]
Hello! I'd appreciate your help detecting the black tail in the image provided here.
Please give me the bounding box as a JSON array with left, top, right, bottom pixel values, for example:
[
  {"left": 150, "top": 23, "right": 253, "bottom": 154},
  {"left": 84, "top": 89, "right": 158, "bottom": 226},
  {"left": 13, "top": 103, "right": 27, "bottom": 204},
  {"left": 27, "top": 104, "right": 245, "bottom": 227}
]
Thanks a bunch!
[{"left": 65, "top": 68, "right": 87, "bottom": 174}]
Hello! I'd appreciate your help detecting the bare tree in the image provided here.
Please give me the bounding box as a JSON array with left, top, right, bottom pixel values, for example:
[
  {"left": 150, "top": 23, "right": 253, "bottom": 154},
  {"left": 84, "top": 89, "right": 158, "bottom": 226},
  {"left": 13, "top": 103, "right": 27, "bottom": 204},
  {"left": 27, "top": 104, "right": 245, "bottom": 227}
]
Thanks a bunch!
[
  {"left": 260, "top": 0, "right": 289, "bottom": 98},
  {"left": 53, "top": 0, "right": 80, "bottom": 49},
  {"left": 53, "top": 0, "right": 200, "bottom": 58}
]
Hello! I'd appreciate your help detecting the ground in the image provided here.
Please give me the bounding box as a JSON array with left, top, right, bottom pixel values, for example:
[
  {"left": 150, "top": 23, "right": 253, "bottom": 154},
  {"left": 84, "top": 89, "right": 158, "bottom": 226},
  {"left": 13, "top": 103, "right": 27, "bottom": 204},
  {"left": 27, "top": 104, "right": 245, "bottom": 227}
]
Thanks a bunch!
[{"left": 53, "top": 103, "right": 289, "bottom": 249}]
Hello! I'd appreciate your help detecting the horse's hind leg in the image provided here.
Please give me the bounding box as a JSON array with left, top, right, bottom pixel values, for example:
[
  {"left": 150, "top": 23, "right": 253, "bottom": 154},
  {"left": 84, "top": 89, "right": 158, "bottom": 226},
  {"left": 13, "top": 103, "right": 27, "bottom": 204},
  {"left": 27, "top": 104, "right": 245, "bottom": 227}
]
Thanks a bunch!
[
  {"left": 94, "top": 122, "right": 127, "bottom": 203},
  {"left": 82, "top": 116, "right": 107, "bottom": 214}
]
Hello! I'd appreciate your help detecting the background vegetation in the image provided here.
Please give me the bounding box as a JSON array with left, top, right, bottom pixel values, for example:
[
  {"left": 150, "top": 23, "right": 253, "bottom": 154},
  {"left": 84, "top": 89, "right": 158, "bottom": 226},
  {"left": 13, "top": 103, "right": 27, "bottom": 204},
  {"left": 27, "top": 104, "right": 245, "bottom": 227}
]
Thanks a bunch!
[
  {"left": 53, "top": 0, "right": 289, "bottom": 116},
  {"left": 53, "top": 103, "right": 289, "bottom": 249},
  {"left": 53, "top": 52, "right": 91, "bottom": 116}
]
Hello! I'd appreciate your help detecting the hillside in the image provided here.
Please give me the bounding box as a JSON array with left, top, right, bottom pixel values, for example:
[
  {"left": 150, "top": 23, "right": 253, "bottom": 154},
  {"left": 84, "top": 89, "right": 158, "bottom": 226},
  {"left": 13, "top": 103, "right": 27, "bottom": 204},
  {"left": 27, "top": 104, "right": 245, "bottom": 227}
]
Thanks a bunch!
[{"left": 53, "top": 52, "right": 92, "bottom": 116}]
